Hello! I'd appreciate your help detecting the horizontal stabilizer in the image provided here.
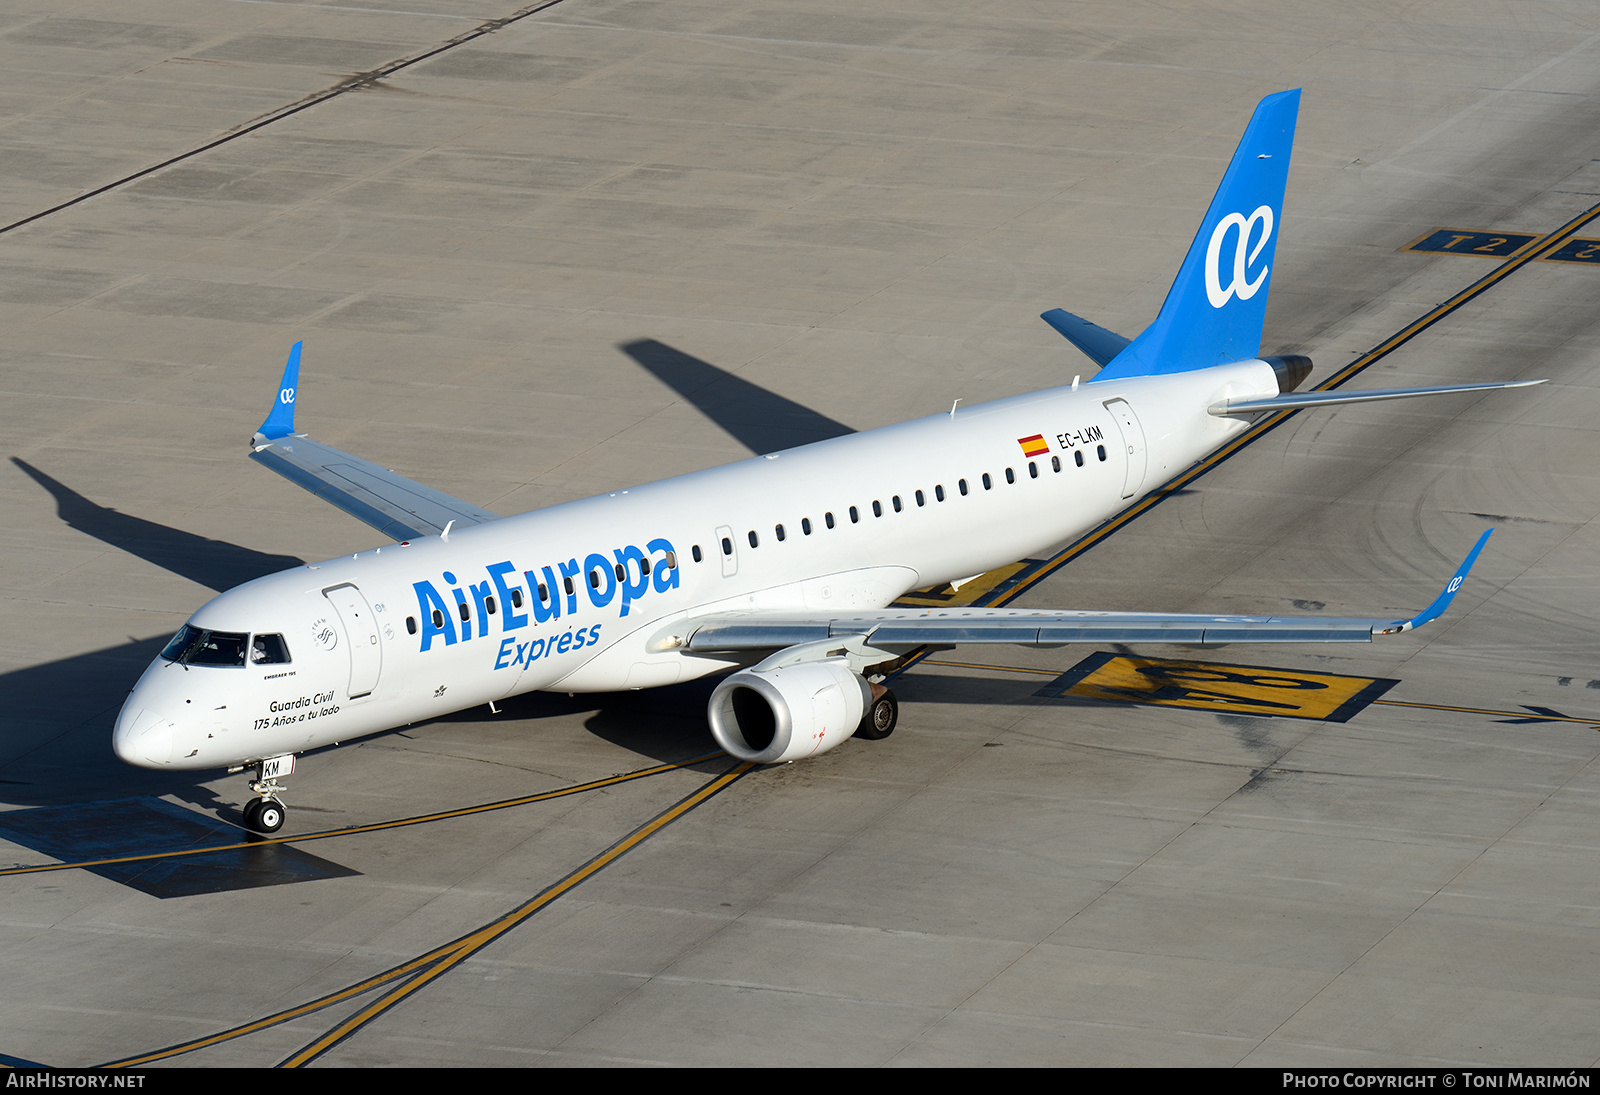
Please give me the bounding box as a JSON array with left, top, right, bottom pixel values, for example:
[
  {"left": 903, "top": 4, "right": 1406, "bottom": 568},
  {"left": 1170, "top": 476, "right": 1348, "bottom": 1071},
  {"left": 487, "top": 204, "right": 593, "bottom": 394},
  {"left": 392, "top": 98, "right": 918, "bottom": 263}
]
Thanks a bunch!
[
  {"left": 248, "top": 344, "right": 499, "bottom": 541},
  {"left": 1209, "top": 379, "right": 1546, "bottom": 416},
  {"left": 1039, "top": 309, "right": 1132, "bottom": 368}
]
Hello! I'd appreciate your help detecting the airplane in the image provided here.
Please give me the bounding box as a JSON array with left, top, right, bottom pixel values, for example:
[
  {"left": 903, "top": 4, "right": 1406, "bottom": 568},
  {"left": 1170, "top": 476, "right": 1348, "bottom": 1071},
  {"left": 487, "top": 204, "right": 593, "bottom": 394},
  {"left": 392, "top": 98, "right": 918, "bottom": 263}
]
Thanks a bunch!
[{"left": 111, "top": 89, "right": 1542, "bottom": 834}]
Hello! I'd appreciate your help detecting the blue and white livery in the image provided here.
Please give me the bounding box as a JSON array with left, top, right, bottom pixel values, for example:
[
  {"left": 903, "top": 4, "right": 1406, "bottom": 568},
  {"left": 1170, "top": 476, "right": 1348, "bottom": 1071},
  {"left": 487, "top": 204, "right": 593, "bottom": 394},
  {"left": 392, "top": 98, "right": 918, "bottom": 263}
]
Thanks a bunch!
[{"left": 112, "top": 92, "right": 1541, "bottom": 833}]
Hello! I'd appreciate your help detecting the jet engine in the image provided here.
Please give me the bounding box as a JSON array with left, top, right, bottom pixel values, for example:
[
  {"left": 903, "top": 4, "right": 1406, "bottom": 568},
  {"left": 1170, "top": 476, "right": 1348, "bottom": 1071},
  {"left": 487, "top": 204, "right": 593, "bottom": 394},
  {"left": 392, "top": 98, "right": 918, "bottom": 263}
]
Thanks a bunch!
[
  {"left": 1264, "top": 354, "right": 1312, "bottom": 393},
  {"left": 707, "top": 660, "right": 871, "bottom": 763}
]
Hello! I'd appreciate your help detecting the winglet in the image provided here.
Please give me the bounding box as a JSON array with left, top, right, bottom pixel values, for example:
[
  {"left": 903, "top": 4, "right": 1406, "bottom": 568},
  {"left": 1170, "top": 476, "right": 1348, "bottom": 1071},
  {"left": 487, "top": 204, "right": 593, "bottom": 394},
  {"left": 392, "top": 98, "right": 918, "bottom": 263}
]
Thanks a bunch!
[
  {"left": 255, "top": 342, "right": 302, "bottom": 443},
  {"left": 1378, "top": 528, "right": 1494, "bottom": 635}
]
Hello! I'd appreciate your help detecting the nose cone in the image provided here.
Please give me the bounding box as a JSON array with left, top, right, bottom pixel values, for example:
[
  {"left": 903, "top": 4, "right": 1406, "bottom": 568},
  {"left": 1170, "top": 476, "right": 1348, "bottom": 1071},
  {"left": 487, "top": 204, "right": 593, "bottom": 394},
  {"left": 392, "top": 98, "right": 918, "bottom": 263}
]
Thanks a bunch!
[{"left": 113, "top": 704, "right": 175, "bottom": 768}]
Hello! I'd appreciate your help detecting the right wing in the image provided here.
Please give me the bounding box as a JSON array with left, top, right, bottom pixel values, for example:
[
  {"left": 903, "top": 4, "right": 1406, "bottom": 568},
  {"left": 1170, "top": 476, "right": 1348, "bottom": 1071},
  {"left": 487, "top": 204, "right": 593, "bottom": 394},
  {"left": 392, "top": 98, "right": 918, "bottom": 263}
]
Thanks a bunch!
[
  {"left": 667, "top": 530, "right": 1494, "bottom": 655},
  {"left": 248, "top": 343, "right": 500, "bottom": 542}
]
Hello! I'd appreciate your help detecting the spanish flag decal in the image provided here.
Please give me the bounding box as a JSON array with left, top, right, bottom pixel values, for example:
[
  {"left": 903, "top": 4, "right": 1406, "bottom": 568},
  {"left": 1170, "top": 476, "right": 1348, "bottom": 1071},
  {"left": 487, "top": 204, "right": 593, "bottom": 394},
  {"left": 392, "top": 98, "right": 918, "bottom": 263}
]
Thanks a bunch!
[{"left": 1017, "top": 434, "right": 1049, "bottom": 457}]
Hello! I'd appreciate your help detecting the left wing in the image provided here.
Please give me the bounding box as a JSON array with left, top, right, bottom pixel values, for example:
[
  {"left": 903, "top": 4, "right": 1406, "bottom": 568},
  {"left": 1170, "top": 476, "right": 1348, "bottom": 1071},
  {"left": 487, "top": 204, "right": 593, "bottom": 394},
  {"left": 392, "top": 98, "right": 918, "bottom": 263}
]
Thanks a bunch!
[
  {"left": 248, "top": 343, "right": 500, "bottom": 541},
  {"left": 665, "top": 530, "right": 1493, "bottom": 655}
]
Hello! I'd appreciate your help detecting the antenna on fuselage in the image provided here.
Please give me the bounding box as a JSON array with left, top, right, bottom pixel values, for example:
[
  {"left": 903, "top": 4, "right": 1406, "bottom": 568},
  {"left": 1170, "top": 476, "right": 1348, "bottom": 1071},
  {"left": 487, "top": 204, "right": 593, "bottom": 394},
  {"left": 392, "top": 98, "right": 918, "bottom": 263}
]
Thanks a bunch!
[{"left": 441, "top": 520, "right": 454, "bottom": 541}]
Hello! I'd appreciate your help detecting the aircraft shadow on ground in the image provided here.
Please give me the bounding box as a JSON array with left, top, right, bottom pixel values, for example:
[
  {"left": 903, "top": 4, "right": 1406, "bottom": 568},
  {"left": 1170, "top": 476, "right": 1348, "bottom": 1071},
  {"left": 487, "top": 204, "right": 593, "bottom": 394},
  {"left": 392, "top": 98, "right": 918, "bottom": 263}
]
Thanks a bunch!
[
  {"left": 12, "top": 458, "right": 303, "bottom": 593},
  {"left": 0, "top": 631, "right": 1063, "bottom": 813},
  {"left": 0, "top": 641, "right": 729, "bottom": 810},
  {"left": 0, "top": 635, "right": 198, "bottom": 810},
  {"left": 619, "top": 339, "right": 855, "bottom": 455},
  {"left": 433, "top": 678, "right": 724, "bottom": 765},
  {"left": 2, "top": 452, "right": 1068, "bottom": 810}
]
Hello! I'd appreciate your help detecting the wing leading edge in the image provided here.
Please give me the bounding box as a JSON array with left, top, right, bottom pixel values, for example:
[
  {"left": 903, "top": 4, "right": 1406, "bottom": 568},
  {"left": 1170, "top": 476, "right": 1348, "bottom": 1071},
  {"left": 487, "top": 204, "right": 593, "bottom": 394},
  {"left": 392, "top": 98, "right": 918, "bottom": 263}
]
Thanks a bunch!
[
  {"left": 1209, "top": 380, "right": 1546, "bottom": 416},
  {"left": 249, "top": 343, "right": 500, "bottom": 541},
  {"left": 672, "top": 530, "right": 1494, "bottom": 654}
]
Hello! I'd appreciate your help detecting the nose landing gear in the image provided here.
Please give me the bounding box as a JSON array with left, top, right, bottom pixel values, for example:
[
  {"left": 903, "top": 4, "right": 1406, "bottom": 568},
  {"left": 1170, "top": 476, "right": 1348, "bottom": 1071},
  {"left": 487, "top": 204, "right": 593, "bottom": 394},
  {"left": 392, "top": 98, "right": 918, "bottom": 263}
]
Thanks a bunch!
[{"left": 236, "top": 753, "right": 294, "bottom": 834}]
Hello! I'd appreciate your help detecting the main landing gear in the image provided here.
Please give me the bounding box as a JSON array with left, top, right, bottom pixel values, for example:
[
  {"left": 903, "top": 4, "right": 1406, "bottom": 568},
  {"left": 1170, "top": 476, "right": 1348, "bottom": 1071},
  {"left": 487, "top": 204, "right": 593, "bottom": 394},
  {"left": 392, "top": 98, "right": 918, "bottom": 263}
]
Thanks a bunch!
[
  {"left": 855, "top": 685, "right": 899, "bottom": 741},
  {"left": 238, "top": 753, "right": 294, "bottom": 834}
]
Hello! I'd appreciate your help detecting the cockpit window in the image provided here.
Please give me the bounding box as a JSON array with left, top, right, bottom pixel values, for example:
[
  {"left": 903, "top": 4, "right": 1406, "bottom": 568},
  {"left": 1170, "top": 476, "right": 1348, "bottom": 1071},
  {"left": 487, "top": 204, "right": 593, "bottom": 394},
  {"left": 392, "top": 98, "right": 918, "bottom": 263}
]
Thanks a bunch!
[
  {"left": 160, "top": 624, "right": 248, "bottom": 667},
  {"left": 251, "top": 633, "right": 291, "bottom": 665}
]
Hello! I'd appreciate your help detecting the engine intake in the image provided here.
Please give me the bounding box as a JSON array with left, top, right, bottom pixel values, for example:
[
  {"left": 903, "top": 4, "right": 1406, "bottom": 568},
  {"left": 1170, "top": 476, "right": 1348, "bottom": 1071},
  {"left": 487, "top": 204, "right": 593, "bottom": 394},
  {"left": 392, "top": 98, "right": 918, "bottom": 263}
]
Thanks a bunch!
[{"left": 708, "top": 660, "right": 870, "bottom": 763}]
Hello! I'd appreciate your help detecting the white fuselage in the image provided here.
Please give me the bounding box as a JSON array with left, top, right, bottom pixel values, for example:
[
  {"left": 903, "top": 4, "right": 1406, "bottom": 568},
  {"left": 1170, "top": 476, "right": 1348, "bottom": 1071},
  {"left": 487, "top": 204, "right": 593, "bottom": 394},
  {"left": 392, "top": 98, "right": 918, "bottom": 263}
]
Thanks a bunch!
[{"left": 112, "top": 360, "right": 1278, "bottom": 771}]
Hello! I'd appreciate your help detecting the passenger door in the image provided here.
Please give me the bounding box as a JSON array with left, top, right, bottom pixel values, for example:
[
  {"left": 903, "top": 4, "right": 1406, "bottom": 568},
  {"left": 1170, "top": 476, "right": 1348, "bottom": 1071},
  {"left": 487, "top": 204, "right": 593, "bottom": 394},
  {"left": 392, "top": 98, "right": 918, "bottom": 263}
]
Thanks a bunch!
[
  {"left": 1103, "top": 398, "right": 1147, "bottom": 498},
  {"left": 323, "top": 583, "right": 383, "bottom": 699}
]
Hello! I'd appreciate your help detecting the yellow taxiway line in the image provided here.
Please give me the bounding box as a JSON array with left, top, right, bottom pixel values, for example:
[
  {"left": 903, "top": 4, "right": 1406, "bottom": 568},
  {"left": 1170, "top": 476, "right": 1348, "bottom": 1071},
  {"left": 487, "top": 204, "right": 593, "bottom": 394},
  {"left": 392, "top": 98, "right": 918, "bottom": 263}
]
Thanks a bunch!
[
  {"left": 276, "top": 761, "right": 757, "bottom": 1069},
  {"left": 100, "top": 760, "right": 756, "bottom": 1069},
  {"left": 1, "top": 752, "right": 725, "bottom": 879}
]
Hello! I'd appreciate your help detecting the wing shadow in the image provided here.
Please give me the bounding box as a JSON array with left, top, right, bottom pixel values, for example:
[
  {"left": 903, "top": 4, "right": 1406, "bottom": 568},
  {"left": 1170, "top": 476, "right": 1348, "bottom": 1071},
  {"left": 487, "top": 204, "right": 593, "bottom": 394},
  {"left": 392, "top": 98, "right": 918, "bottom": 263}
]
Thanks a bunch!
[
  {"left": 619, "top": 339, "right": 854, "bottom": 455},
  {"left": 13, "top": 458, "right": 302, "bottom": 592}
]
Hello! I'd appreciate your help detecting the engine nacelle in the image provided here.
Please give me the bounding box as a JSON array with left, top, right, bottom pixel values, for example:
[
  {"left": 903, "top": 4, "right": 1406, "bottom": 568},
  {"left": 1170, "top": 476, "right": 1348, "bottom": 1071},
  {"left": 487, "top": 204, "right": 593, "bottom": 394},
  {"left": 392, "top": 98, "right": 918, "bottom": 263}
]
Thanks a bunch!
[
  {"left": 1263, "top": 354, "right": 1312, "bottom": 393},
  {"left": 707, "top": 660, "right": 870, "bottom": 763}
]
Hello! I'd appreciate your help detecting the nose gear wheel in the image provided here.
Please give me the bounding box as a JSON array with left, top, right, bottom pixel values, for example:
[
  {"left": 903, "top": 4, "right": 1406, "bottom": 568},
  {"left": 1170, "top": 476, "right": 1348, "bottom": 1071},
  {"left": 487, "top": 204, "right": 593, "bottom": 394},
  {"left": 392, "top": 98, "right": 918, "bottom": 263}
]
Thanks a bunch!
[{"left": 243, "top": 764, "right": 290, "bottom": 833}]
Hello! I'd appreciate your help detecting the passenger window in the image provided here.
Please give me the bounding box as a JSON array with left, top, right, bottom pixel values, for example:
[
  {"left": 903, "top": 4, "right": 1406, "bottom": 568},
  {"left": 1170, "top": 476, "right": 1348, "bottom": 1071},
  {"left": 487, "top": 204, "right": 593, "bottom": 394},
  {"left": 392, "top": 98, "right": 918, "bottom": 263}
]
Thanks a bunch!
[
  {"left": 1029, "top": 462, "right": 1038, "bottom": 478},
  {"left": 1051, "top": 455, "right": 1061, "bottom": 472},
  {"left": 406, "top": 616, "right": 417, "bottom": 635},
  {"left": 486, "top": 596, "right": 497, "bottom": 614},
  {"left": 665, "top": 551, "right": 677, "bottom": 568},
  {"left": 538, "top": 583, "right": 549, "bottom": 601},
  {"left": 251, "top": 633, "right": 292, "bottom": 665},
  {"left": 511, "top": 589, "right": 523, "bottom": 608},
  {"left": 748, "top": 530, "right": 759, "bottom": 548},
  {"left": 1005, "top": 467, "right": 1015, "bottom": 484},
  {"left": 892, "top": 495, "right": 902, "bottom": 512},
  {"left": 614, "top": 563, "right": 625, "bottom": 581},
  {"left": 641, "top": 558, "right": 651, "bottom": 576},
  {"left": 776, "top": 523, "right": 786, "bottom": 541},
  {"left": 982, "top": 473, "right": 991, "bottom": 490},
  {"left": 826, "top": 512, "right": 835, "bottom": 529},
  {"left": 915, "top": 490, "right": 925, "bottom": 507},
  {"left": 935, "top": 485, "right": 945, "bottom": 501},
  {"left": 692, "top": 545, "right": 702, "bottom": 562},
  {"left": 433, "top": 608, "right": 445, "bottom": 629},
  {"left": 564, "top": 576, "right": 575, "bottom": 595},
  {"left": 872, "top": 500, "right": 882, "bottom": 517},
  {"left": 849, "top": 506, "right": 859, "bottom": 523},
  {"left": 589, "top": 569, "right": 601, "bottom": 589},
  {"left": 458, "top": 601, "right": 470, "bottom": 621},
  {"left": 958, "top": 479, "right": 968, "bottom": 496},
  {"left": 1074, "top": 450, "right": 1084, "bottom": 467},
  {"left": 1097, "top": 444, "right": 1106, "bottom": 461},
  {"left": 722, "top": 537, "right": 733, "bottom": 555},
  {"left": 802, "top": 518, "right": 812, "bottom": 535}
]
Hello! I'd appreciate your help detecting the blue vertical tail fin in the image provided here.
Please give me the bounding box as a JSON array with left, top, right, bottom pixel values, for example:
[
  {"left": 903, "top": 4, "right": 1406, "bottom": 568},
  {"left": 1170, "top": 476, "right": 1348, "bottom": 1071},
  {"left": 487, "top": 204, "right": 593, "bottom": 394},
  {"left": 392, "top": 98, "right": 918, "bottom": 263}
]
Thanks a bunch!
[{"left": 1094, "top": 90, "right": 1301, "bottom": 381}]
